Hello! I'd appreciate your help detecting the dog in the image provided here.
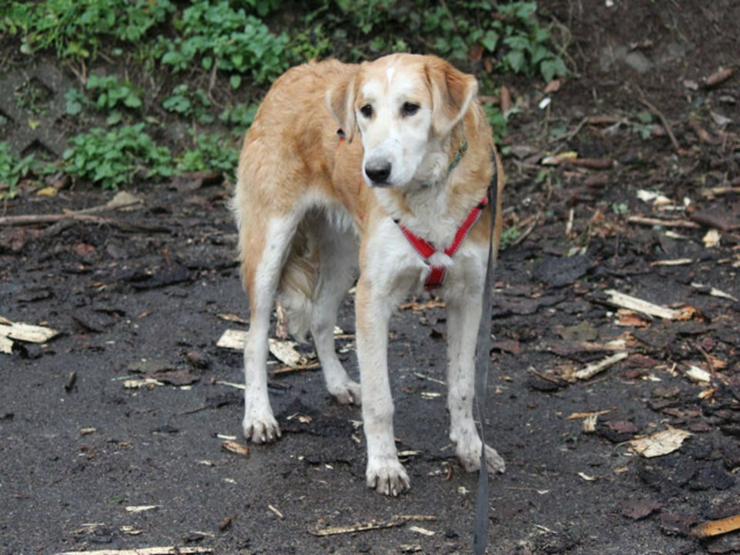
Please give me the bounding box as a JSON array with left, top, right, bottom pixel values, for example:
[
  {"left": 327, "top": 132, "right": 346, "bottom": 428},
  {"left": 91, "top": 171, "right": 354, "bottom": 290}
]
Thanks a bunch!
[{"left": 232, "top": 53, "right": 506, "bottom": 496}]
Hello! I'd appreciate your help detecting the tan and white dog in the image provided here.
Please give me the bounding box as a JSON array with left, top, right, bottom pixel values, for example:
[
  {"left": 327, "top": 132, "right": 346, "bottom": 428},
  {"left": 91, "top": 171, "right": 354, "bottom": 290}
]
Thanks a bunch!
[{"left": 232, "top": 53, "right": 505, "bottom": 496}]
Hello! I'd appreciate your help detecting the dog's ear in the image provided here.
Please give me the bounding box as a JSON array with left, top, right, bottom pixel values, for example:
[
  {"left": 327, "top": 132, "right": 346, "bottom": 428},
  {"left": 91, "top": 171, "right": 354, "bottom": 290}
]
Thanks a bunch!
[
  {"left": 326, "top": 71, "right": 358, "bottom": 143},
  {"left": 425, "top": 57, "right": 478, "bottom": 138}
]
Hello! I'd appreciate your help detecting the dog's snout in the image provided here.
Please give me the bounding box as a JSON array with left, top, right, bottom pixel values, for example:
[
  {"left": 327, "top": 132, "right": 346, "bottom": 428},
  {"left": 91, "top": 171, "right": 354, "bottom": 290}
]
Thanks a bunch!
[{"left": 364, "top": 160, "right": 392, "bottom": 185}]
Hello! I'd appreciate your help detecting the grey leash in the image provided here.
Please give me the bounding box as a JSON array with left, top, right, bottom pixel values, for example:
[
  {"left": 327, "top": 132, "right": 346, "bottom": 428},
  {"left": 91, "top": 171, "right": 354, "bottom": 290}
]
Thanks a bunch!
[{"left": 473, "top": 153, "right": 501, "bottom": 555}]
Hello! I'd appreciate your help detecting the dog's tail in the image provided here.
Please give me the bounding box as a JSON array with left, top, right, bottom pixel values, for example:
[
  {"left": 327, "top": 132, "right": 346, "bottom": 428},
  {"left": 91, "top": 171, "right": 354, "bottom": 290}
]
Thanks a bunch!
[{"left": 276, "top": 219, "right": 320, "bottom": 342}]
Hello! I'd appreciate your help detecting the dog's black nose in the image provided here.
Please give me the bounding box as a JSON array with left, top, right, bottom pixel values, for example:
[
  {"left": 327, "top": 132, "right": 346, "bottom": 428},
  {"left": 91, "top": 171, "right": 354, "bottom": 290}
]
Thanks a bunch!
[{"left": 365, "top": 161, "right": 392, "bottom": 185}]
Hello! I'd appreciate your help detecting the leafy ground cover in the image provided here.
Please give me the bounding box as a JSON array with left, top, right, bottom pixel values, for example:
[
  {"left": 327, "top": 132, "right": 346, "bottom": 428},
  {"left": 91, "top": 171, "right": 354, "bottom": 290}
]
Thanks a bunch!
[{"left": 0, "top": 0, "right": 566, "bottom": 197}]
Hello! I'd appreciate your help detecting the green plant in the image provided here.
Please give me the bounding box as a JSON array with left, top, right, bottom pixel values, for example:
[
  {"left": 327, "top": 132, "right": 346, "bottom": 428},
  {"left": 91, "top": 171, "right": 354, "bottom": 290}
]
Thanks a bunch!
[
  {"left": 177, "top": 133, "right": 239, "bottom": 178},
  {"left": 491, "top": 2, "right": 567, "bottom": 82},
  {"left": 84, "top": 73, "right": 143, "bottom": 125},
  {"left": 4, "top": 0, "right": 174, "bottom": 60},
  {"left": 64, "top": 88, "right": 88, "bottom": 116},
  {"left": 219, "top": 104, "right": 259, "bottom": 132},
  {"left": 244, "top": 0, "right": 283, "bottom": 17},
  {"left": 161, "top": 1, "right": 289, "bottom": 87},
  {"left": 632, "top": 111, "right": 655, "bottom": 140},
  {"left": 484, "top": 104, "right": 509, "bottom": 144},
  {"left": 299, "top": 1, "right": 566, "bottom": 86},
  {"left": 0, "top": 143, "right": 35, "bottom": 197},
  {"left": 611, "top": 202, "right": 629, "bottom": 216},
  {"left": 162, "top": 85, "right": 214, "bottom": 124},
  {"left": 63, "top": 124, "right": 173, "bottom": 189},
  {"left": 500, "top": 226, "right": 522, "bottom": 249}
]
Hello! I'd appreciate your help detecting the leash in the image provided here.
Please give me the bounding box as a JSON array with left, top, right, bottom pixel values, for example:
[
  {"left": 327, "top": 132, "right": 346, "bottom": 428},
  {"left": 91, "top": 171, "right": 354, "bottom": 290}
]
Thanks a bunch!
[{"left": 473, "top": 147, "right": 504, "bottom": 555}]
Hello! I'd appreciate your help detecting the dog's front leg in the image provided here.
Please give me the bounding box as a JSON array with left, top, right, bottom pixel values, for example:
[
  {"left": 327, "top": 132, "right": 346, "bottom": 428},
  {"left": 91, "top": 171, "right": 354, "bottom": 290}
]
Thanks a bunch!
[
  {"left": 446, "top": 286, "right": 506, "bottom": 475},
  {"left": 355, "top": 276, "right": 410, "bottom": 496}
]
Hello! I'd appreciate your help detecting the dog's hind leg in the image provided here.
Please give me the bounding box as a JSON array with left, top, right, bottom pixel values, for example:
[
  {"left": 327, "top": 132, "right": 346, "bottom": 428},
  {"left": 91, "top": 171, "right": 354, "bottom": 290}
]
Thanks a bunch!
[
  {"left": 446, "top": 287, "right": 506, "bottom": 475},
  {"left": 310, "top": 217, "right": 361, "bottom": 405},
  {"left": 240, "top": 213, "right": 300, "bottom": 443}
]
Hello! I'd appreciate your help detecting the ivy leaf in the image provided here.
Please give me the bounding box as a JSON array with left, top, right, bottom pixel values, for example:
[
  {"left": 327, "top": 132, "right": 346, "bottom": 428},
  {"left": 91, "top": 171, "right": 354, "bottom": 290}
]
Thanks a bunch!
[
  {"left": 481, "top": 30, "right": 499, "bottom": 53},
  {"left": 505, "top": 50, "right": 526, "bottom": 73}
]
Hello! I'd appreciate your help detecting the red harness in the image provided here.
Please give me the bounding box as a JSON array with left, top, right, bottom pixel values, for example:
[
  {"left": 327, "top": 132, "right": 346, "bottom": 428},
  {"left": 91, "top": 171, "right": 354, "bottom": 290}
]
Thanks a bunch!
[
  {"left": 398, "top": 196, "right": 489, "bottom": 289},
  {"left": 336, "top": 128, "right": 486, "bottom": 289}
]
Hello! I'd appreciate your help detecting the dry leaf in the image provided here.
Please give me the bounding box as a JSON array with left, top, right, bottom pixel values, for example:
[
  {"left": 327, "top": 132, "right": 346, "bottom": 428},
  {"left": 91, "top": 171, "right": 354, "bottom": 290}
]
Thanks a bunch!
[{"left": 630, "top": 428, "right": 692, "bottom": 458}]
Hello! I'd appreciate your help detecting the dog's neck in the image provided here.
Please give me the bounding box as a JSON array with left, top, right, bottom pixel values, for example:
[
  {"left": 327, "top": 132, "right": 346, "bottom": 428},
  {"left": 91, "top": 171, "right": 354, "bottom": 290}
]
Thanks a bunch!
[{"left": 374, "top": 124, "right": 480, "bottom": 250}]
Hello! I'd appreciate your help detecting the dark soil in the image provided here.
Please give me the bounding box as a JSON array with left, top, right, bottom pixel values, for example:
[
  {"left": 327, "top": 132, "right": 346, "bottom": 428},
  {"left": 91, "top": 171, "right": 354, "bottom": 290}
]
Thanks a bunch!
[{"left": 1, "top": 1, "right": 738, "bottom": 554}]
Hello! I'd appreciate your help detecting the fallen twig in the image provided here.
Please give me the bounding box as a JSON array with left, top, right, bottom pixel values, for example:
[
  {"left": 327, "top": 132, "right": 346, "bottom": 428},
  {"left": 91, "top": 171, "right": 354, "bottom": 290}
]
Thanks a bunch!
[
  {"left": 271, "top": 362, "right": 321, "bottom": 376},
  {"left": 638, "top": 96, "right": 682, "bottom": 153},
  {"left": 604, "top": 290, "right": 695, "bottom": 320},
  {"left": 703, "top": 66, "right": 736, "bottom": 88},
  {"left": 650, "top": 258, "right": 693, "bottom": 267},
  {"left": 309, "top": 515, "right": 436, "bottom": 537},
  {"left": 57, "top": 548, "right": 213, "bottom": 555},
  {"left": 627, "top": 216, "right": 700, "bottom": 229},
  {"left": 700, "top": 186, "right": 740, "bottom": 198},
  {"left": 691, "top": 514, "right": 740, "bottom": 539},
  {"left": 0, "top": 191, "right": 142, "bottom": 227},
  {"left": 574, "top": 352, "right": 628, "bottom": 380}
]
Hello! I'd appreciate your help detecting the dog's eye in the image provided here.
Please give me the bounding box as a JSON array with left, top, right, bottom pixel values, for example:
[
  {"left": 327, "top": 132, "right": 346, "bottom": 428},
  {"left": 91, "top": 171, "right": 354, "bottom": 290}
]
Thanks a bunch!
[
  {"left": 360, "top": 104, "right": 373, "bottom": 118},
  {"left": 401, "top": 102, "right": 420, "bottom": 117}
]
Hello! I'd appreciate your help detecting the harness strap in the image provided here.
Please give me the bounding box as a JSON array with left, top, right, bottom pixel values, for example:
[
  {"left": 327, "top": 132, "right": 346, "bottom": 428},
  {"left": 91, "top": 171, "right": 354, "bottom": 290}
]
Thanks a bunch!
[{"left": 398, "top": 196, "right": 488, "bottom": 289}]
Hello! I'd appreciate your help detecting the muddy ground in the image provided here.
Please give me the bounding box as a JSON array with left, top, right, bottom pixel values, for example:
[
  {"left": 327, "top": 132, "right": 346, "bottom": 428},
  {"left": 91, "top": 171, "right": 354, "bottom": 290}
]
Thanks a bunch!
[{"left": 1, "top": 1, "right": 739, "bottom": 554}]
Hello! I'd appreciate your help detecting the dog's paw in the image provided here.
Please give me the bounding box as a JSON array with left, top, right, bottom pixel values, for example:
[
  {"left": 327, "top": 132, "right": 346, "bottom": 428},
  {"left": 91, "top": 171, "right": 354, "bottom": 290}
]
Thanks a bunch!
[
  {"left": 328, "top": 379, "right": 361, "bottom": 406},
  {"left": 457, "top": 443, "right": 506, "bottom": 475},
  {"left": 366, "top": 458, "right": 410, "bottom": 496},
  {"left": 242, "top": 411, "right": 281, "bottom": 444}
]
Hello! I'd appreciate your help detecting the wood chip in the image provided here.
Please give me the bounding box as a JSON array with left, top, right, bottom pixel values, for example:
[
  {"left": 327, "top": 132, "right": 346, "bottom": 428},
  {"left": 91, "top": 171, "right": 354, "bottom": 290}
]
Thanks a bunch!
[
  {"left": 691, "top": 514, "right": 740, "bottom": 539},
  {"left": 582, "top": 414, "right": 598, "bottom": 433},
  {"left": 221, "top": 440, "right": 250, "bottom": 457},
  {"left": 574, "top": 352, "right": 628, "bottom": 380},
  {"left": 267, "top": 338, "right": 315, "bottom": 369},
  {"left": 616, "top": 309, "right": 651, "bottom": 327},
  {"left": 217, "top": 313, "right": 248, "bottom": 324},
  {"left": 0, "top": 318, "right": 59, "bottom": 344},
  {"left": 123, "top": 378, "right": 164, "bottom": 389},
  {"left": 216, "top": 329, "right": 248, "bottom": 350},
  {"left": 408, "top": 525, "right": 435, "bottom": 536},
  {"left": 690, "top": 282, "right": 738, "bottom": 302},
  {"left": 703, "top": 229, "right": 721, "bottom": 248},
  {"left": 399, "top": 299, "right": 446, "bottom": 311},
  {"left": 58, "top": 548, "right": 213, "bottom": 555},
  {"left": 566, "top": 410, "right": 612, "bottom": 420},
  {"left": 215, "top": 380, "right": 245, "bottom": 390},
  {"left": 685, "top": 366, "right": 711, "bottom": 383},
  {"left": 703, "top": 66, "right": 736, "bottom": 88},
  {"left": 0, "top": 335, "right": 13, "bottom": 354},
  {"left": 629, "top": 427, "right": 692, "bottom": 458},
  {"left": 268, "top": 504, "right": 284, "bottom": 519},
  {"left": 604, "top": 290, "right": 694, "bottom": 320},
  {"left": 125, "top": 505, "right": 160, "bottom": 513}
]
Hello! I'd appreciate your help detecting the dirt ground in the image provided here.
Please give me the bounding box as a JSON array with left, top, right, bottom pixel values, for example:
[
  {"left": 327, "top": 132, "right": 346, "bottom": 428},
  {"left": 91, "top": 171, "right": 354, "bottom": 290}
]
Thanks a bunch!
[{"left": 1, "top": 1, "right": 739, "bottom": 554}]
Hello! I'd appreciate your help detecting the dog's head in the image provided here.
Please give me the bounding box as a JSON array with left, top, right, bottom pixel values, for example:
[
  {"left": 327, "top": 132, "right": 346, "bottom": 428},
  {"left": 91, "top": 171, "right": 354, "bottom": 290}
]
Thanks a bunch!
[{"left": 327, "top": 54, "right": 478, "bottom": 189}]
